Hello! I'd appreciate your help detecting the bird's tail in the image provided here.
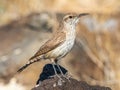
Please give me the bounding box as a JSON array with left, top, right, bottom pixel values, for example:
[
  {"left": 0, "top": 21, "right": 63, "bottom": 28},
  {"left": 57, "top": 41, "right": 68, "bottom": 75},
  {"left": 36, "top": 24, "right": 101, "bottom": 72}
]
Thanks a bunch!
[{"left": 17, "top": 57, "right": 42, "bottom": 73}]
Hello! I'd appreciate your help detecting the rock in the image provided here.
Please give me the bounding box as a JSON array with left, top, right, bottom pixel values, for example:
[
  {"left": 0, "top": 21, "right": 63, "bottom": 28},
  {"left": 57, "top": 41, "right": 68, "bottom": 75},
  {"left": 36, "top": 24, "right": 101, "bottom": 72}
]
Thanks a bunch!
[
  {"left": 32, "top": 76, "right": 111, "bottom": 90},
  {"left": 32, "top": 64, "right": 111, "bottom": 90}
]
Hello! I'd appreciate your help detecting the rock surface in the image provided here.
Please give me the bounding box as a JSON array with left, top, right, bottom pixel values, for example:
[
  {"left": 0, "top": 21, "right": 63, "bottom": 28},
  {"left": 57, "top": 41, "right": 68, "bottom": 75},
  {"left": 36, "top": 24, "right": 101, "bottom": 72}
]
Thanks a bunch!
[
  {"left": 32, "top": 77, "right": 111, "bottom": 90},
  {"left": 32, "top": 64, "right": 111, "bottom": 90}
]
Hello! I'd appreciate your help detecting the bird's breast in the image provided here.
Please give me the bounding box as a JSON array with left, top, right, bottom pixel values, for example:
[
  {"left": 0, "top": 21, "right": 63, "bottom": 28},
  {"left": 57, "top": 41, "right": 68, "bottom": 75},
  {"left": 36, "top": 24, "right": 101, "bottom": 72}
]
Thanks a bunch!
[{"left": 46, "top": 30, "right": 76, "bottom": 59}]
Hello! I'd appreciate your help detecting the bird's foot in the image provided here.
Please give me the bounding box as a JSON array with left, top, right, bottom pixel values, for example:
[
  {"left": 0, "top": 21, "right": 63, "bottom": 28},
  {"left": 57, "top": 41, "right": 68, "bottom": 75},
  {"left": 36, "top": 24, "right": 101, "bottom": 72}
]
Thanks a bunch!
[
  {"left": 60, "top": 73, "right": 71, "bottom": 82},
  {"left": 56, "top": 74, "right": 65, "bottom": 83},
  {"left": 51, "top": 74, "right": 65, "bottom": 86},
  {"left": 50, "top": 74, "right": 65, "bottom": 82}
]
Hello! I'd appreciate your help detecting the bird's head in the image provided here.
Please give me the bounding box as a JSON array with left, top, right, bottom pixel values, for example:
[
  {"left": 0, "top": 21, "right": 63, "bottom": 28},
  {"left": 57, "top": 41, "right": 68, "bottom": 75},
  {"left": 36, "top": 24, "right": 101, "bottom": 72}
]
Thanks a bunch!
[{"left": 63, "top": 13, "right": 89, "bottom": 27}]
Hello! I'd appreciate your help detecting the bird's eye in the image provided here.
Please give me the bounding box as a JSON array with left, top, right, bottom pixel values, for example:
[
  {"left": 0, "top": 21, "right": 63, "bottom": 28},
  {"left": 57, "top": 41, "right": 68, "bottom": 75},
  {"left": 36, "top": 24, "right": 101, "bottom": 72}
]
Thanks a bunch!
[{"left": 69, "top": 16, "right": 73, "bottom": 18}]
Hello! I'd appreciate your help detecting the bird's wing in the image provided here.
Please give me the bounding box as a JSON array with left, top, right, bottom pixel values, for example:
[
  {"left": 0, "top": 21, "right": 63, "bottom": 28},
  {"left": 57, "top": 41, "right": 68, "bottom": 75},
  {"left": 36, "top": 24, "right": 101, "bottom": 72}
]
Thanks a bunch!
[{"left": 29, "top": 31, "right": 66, "bottom": 60}]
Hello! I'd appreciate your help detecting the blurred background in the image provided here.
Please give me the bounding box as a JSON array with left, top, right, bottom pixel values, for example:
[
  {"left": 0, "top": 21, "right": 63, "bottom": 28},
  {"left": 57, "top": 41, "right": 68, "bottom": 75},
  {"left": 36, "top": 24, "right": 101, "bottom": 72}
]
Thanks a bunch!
[{"left": 0, "top": 0, "right": 120, "bottom": 90}]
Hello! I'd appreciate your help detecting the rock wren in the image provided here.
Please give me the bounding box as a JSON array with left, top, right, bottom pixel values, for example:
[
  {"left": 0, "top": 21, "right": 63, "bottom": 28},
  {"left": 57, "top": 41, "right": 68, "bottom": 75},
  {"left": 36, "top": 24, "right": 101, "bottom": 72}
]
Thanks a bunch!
[{"left": 17, "top": 13, "right": 89, "bottom": 76}]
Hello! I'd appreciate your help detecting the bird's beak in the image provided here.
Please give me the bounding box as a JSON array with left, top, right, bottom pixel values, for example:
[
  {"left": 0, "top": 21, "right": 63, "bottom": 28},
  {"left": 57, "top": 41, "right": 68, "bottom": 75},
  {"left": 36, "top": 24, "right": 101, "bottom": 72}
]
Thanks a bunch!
[
  {"left": 78, "top": 13, "right": 89, "bottom": 18},
  {"left": 75, "top": 13, "right": 89, "bottom": 24},
  {"left": 75, "top": 13, "right": 89, "bottom": 23}
]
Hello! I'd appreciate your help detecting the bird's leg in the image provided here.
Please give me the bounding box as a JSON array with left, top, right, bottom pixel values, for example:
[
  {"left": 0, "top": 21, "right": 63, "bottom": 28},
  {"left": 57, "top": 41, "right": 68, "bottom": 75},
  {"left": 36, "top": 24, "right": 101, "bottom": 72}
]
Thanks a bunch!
[
  {"left": 55, "top": 60, "right": 70, "bottom": 81},
  {"left": 52, "top": 61, "right": 65, "bottom": 84},
  {"left": 57, "top": 64, "right": 70, "bottom": 81},
  {"left": 51, "top": 59, "right": 62, "bottom": 78},
  {"left": 55, "top": 59, "right": 64, "bottom": 76},
  {"left": 52, "top": 62, "right": 59, "bottom": 77},
  {"left": 56, "top": 64, "right": 64, "bottom": 76}
]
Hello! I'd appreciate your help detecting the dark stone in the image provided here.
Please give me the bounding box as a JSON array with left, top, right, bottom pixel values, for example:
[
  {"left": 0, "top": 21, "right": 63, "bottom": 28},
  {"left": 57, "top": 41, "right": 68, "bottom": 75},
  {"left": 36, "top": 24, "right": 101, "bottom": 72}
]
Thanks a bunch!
[{"left": 36, "top": 64, "right": 67, "bottom": 85}]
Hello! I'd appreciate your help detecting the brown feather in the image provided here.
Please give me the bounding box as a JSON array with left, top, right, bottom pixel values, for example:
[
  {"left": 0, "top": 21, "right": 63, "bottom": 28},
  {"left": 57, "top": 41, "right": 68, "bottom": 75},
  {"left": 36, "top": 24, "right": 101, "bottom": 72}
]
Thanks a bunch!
[{"left": 29, "top": 30, "right": 66, "bottom": 60}]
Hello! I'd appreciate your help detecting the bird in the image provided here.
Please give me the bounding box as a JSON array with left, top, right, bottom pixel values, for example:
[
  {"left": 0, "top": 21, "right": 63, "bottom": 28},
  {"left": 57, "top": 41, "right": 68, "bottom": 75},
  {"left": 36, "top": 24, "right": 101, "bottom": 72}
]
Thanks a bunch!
[{"left": 17, "top": 13, "right": 89, "bottom": 77}]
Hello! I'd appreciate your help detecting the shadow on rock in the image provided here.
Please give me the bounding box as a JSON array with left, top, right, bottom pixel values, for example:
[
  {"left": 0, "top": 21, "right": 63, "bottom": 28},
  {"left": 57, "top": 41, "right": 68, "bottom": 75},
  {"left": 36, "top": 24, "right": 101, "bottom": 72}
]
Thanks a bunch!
[{"left": 36, "top": 64, "right": 68, "bottom": 85}]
